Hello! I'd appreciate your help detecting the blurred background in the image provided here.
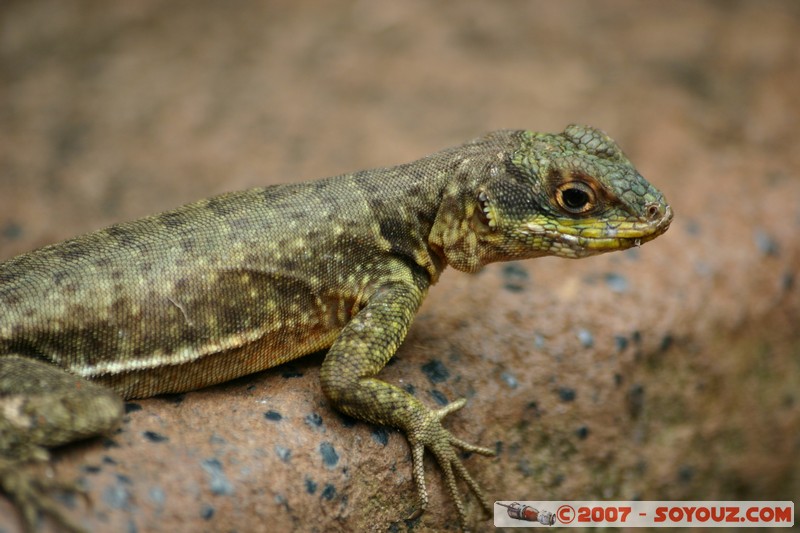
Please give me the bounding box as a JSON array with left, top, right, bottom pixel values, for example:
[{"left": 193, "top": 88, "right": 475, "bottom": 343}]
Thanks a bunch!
[{"left": 1, "top": 1, "right": 798, "bottom": 531}]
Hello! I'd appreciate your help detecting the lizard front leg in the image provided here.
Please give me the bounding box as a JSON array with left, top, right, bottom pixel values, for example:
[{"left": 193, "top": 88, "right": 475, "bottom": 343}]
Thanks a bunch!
[{"left": 320, "top": 270, "right": 495, "bottom": 529}]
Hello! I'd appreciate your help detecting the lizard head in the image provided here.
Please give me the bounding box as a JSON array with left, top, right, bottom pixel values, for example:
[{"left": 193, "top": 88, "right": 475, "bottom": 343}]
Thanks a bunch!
[{"left": 433, "top": 125, "right": 673, "bottom": 272}]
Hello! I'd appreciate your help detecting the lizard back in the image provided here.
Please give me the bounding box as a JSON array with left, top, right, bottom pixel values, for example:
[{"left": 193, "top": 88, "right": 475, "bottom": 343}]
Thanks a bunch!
[{"left": 0, "top": 167, "right": 450, "bottom": 398}]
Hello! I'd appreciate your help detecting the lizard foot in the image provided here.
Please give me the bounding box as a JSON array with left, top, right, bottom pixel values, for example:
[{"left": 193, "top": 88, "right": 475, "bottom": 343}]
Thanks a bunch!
[
  {"left": 0, "top": 459, "right": 87, "bottom": 533},
  {"left": 406, "top": 398, "right": 495, "bottom": 530}
]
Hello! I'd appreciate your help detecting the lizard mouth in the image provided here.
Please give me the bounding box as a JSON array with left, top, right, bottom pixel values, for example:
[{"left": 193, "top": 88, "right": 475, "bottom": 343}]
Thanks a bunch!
[{"left": 522, "top": 205, "right": 673, "bottom": 258}]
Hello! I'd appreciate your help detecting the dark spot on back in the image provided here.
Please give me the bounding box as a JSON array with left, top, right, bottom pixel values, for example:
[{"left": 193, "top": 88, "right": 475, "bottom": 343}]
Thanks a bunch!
[
  {"left": 2, "top": 292, "right": 22, "bottom": 305},
  {"left": 205, "top": 196, "right": 237, "bottom": 217},
  {"left": 227, "top": 217, "right": 254, "bottom": 232},
  {"left": 287, "top": 210, "right": 305, "bottom": 221},
  {"left": 105, "top": 225, "right": 139, "bottom": 248},
  {"left": 55, "top": 240, "right": 90, "bottom": 261},
  {"left": 355, "top": 170, "right": 382, "bottom": 195},
  {"left": 378, "top": 218, "right": 409, "bottom": 256},
  {"left": 179, "top": 237, "right": 197, "bottom": 253},
  {"left": 244, "top": 253, "right": 261, "bottom": 264},
  {"left": 158, "top": 211, "right": 190, "bottom": 228},
  {"left": 407, "top": 181, "right": 424, "bottom": 198},
  {"left": 93, "top": 256, "right": 113, "bottom": 269}
]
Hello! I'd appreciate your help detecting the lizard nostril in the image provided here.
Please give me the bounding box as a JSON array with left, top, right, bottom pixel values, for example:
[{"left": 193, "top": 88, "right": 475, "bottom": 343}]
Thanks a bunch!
[{"left": 645, "top": 203, "right": 662, "bottom": 220}]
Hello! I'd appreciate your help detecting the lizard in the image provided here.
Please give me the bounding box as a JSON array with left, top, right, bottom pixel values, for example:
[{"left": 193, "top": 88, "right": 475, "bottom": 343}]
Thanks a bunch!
[{"left": 0, "top": 125, "right": 672, "bottom": 532}]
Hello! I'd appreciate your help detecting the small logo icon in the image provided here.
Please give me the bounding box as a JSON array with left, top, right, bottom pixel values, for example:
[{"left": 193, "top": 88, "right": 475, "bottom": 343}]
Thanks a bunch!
[{"left": 496, "top": 502, "right": 556, "bottom": 525}]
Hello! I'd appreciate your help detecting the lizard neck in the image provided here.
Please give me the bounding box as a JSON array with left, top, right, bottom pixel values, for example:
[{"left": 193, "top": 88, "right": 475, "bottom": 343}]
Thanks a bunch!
[{"left": 427, "top": 130, "right": 520, "bottom": 274}]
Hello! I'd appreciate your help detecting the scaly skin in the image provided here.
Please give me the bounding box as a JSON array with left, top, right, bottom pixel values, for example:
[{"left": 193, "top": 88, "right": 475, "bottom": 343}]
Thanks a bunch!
[{"left": 0, "top": 125, "right": 671, "bottom": 531}]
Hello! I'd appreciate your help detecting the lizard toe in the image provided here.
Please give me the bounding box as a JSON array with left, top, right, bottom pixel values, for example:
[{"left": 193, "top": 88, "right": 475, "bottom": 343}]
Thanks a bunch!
[
  {"left": 1, "top": 460, "right": 87, "bottom": 533},
  {"left": 406, "top": 399, "right": 493, "bottom": 530}
]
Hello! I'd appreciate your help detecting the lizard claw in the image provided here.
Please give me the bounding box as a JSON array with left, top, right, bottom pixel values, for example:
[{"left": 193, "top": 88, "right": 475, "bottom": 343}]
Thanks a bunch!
[{"left": 406, "top": 398, "right": 495, "bottom": 530}]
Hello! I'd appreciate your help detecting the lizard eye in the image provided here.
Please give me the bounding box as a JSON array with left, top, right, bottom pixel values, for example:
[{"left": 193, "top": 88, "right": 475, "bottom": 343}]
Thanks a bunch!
[{"left": 555, "top": 181, "right": 596, "bottom": 214}]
